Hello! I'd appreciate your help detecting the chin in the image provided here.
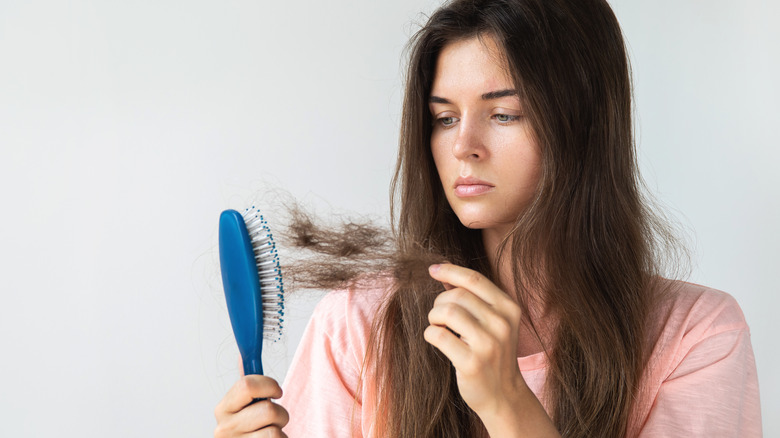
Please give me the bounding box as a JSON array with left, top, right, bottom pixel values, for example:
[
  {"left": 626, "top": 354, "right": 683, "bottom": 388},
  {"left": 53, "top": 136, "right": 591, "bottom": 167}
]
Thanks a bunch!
[
  {"left": 461, "top": 221, "right": 486, "bottom": 230},
  {"left": 452, "top": 208, "right": 517, "bottom": 234},
  {"left": 455, "top": 214, "right": 491, "bottom": 230}
]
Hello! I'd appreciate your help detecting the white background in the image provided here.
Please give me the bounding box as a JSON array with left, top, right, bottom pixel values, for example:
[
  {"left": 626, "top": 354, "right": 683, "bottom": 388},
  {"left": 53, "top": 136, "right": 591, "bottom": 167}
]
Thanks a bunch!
[{"left": 0, "top": 0, "right": 776, "bottom": 436}]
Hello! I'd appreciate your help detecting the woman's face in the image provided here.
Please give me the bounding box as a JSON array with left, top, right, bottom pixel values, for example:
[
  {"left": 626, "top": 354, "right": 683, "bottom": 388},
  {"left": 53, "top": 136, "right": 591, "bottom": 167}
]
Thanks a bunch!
[{"left": 430, "top": 35, "right": 541, "bottom": 239}]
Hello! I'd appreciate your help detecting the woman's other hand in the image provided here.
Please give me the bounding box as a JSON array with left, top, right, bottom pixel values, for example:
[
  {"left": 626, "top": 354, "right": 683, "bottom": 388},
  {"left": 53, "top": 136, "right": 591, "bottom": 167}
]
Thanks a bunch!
[
  {"left": 425, "top": 263, "right": 525, "bottom": 414},
  {"left": 425, "top": 263, "right": 559, "bottom": 437},
  {"left": 214, "top": 375, "right": 289, "bottom": 438}
]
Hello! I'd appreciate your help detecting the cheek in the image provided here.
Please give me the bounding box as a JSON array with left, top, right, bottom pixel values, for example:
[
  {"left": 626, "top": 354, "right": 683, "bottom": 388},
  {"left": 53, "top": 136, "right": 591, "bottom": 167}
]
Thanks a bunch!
[
  {"left": 526, "top": 146, "right": 543, "bottom": 185},
  {"left": 430, "top": 141, "right": 449, "bottom": 181},
  {"left": 519, "top": 153, "right": 543, "bottom": 201},
  {"left": 501, "top": 141, "right": 542, "bottom": 198}
]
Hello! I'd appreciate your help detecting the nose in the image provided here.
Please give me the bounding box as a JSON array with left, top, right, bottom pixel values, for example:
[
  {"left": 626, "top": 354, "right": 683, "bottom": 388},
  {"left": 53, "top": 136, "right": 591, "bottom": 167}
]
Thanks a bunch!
[{"left": 452, "top": 116, "right": 486, "bottom": 160}]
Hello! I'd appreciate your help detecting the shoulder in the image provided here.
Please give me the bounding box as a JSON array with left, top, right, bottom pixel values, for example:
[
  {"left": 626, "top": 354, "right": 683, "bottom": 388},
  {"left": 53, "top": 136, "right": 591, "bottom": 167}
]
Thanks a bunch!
[
  {"left": 306, "top": 274, "right": 394, "bottom": 359},
  {"left": 634, "top": 281, "right": 762, "bottom": 435},
  {"left": 312, "top": 275, "right": 393, "bottom": 327},
  {"left": 280, "top": 276, "right": 394, "bottom": 437},
  {"left": 651, "top": 280, "right": 749, "bottom": 350},
  {"left": 645, "top": 279, "right": 753, "bottom": 382}
]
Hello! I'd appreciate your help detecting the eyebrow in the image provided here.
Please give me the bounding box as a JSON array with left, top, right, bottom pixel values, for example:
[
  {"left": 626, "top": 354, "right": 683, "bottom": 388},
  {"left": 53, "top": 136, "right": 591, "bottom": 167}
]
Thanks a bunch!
[{"left": 429, "top": 89, "right": 519, "bottom": 104}]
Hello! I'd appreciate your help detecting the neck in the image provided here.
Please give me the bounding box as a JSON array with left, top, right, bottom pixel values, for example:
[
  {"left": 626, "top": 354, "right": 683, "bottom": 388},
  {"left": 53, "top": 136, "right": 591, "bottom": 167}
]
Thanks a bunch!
[
  {"left": 481, "top": 226, "right": 515, "bottom": 297},
  {"left": 481, "top": 226, "right": 554, "bottom": 358}
]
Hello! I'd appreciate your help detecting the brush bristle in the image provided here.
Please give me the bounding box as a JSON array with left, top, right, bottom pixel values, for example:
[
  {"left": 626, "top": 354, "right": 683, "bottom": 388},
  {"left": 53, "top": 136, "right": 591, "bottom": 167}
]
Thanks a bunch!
[{"left": 242, "top": 206, "right": 285, "bottom": 341}]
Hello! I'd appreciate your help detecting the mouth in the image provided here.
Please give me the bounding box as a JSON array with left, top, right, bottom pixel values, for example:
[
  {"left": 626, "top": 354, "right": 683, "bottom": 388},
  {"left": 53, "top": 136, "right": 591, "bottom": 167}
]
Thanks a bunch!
[{"left": 453, "top": 176, "right": 494, "bottom": 197}]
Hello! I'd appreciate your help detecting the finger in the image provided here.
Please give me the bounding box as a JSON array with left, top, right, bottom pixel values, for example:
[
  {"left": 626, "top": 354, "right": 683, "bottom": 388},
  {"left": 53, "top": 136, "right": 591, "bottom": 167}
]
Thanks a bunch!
[
  {"left": 428, "top": 300, "right": 483, "bottom": 342},
  {"left": 424, "top": 324, "right": 471, "bottom": 368},
  {"left": 433, "top": 287, "right": 493, "bottom": 323},
  {"left": 231, "top": 399, "right": 290, "bottom": 433},
  {"left": 429, "top": 263, "right": 510, "bottom": 307},
  {"left": 432, "top": 288, "right": 521, "bottom": 355},
  {"left": 217, "top": 376, "right": 283, "bottom": 417},
  {"left": 245, "top": 427, "right": 287, "bottom": 438},
  {"left": 437, "top": 260, "right": 456, "bottom": 291}
]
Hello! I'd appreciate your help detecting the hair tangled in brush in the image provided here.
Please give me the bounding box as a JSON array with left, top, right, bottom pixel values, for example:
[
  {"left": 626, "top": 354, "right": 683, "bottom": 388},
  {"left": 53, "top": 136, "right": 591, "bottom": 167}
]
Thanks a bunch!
[{"left": 276, "top": 202, "right": 447, "bottom": 293}]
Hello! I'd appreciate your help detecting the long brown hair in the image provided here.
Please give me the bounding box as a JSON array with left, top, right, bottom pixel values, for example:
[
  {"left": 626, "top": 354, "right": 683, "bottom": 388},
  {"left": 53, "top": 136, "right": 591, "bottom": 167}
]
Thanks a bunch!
[
  {"left": 378, "top": 0, "right": 677, "bottom": 435},
  {"left": 280, "top": 0, "right": 684, "bottom": 436}
]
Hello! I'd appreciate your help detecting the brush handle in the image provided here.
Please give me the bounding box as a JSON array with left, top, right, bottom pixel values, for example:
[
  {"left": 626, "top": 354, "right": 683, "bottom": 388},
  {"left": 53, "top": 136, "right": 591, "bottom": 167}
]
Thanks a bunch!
[{"left": 219, "top": 209, "right": 264, "bottom": 376}]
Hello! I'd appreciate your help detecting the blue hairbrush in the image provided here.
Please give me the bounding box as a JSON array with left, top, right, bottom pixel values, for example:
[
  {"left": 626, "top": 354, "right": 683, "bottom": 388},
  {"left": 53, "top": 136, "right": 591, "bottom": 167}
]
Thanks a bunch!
[{"left": 219, "top": 207, "right": 284, "bottom": 377}]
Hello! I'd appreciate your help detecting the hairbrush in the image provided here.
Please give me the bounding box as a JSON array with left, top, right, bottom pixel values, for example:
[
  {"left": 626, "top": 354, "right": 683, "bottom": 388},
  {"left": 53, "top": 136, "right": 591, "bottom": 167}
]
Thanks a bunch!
[{"left": 219, "top": 206, "right": 284, "bottom": 377}]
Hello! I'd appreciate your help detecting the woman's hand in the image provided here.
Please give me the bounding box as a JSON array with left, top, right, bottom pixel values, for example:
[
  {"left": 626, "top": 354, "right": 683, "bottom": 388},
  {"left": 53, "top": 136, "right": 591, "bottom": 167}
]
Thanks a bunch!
[
  {"left": 214, "top": 375, "right": 289, "bottom": 438},
  {"left": 425, "top": 263, "right": 559, "bottom": 437},
  {"left": 425, "top": 263, "right": 525, "bottom": 415}
]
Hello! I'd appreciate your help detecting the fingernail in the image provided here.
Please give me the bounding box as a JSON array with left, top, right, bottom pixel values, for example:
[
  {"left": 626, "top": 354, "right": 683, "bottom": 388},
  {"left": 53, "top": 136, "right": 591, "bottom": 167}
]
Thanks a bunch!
[{"left": 429, "top": 264, "right": 440, "bottom": 273}]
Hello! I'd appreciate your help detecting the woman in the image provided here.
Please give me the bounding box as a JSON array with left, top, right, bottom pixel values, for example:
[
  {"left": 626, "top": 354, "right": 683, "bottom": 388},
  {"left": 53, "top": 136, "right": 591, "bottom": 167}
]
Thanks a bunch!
[{"left": 214, "top": 0, "right": 761, "bottom": 436}]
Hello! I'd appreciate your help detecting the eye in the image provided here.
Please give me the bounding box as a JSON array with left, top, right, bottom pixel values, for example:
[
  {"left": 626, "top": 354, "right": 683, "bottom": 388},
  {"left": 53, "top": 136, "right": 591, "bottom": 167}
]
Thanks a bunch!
[
  {"left": 435, "top": 116, "right": 459, "bottom": 127},
  {"left": 494, "top": 114, "right": 520, "bottom": 123}
]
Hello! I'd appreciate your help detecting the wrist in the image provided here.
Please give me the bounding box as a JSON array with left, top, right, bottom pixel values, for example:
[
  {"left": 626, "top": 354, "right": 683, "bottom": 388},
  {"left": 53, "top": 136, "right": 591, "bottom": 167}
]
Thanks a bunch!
[{"left": 479, "top": 376, "right": 560, "bottom": 438}]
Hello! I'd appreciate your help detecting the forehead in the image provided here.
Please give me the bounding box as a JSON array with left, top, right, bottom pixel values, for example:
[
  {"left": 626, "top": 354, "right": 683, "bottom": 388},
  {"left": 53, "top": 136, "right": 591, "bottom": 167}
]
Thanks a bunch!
[{"left": 432, "top": 35, "right": 514, "bottom": 93}]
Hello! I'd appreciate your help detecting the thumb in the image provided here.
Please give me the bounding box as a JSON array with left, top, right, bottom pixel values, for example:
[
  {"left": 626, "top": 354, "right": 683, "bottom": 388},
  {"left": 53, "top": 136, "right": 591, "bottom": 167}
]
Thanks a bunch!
[{"left": 439, "top": 260, "right": 455, "bottom": 290}]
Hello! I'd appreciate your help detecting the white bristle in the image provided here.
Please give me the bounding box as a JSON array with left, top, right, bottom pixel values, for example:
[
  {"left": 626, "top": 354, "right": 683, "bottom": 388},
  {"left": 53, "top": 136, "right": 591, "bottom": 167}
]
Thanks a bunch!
[{"left": 242, "top": 206, "right": 285, "bottom": 342}]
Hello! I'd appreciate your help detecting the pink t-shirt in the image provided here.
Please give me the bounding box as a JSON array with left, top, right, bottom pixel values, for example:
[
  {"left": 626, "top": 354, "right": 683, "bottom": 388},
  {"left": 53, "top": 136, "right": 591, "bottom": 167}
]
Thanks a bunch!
[{"left": 278, "top": 280, "right": 762, "bottom": 437}]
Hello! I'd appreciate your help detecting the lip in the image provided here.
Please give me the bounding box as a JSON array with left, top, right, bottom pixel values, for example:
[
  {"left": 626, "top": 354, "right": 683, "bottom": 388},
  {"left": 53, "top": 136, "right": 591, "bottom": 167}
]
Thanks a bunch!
[
  {"left": 453, "top": 176, "right": 494, "bottom": 197},
  {"left": 454, "top": 176, "right": 493, "bottom": 186}
]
